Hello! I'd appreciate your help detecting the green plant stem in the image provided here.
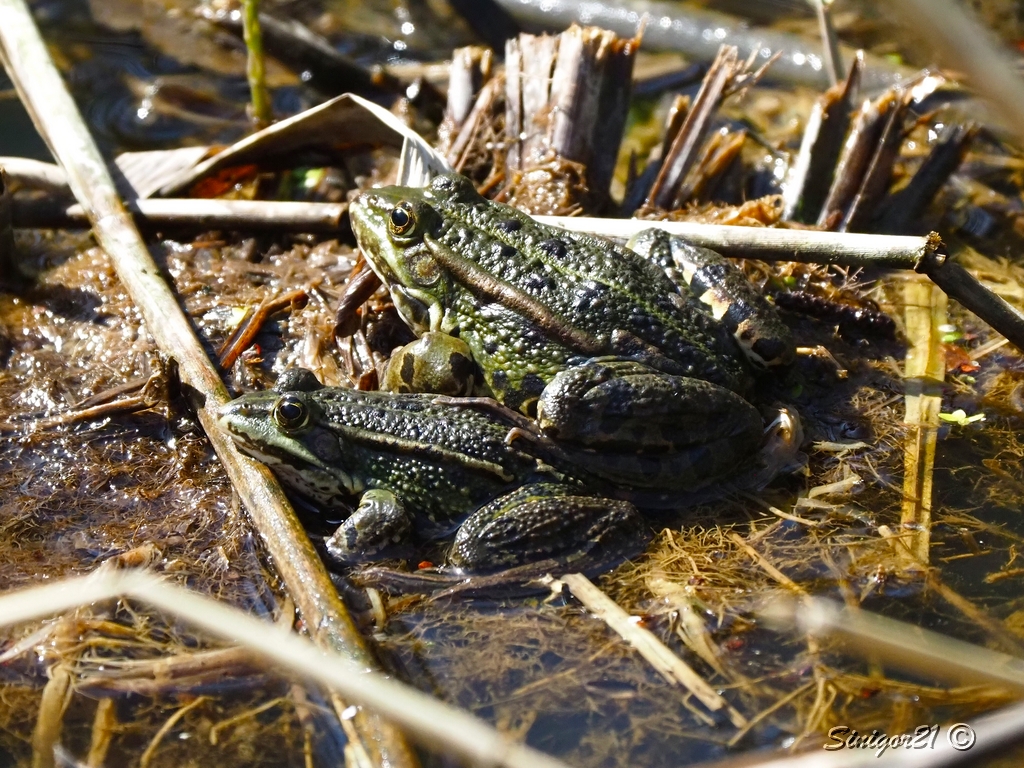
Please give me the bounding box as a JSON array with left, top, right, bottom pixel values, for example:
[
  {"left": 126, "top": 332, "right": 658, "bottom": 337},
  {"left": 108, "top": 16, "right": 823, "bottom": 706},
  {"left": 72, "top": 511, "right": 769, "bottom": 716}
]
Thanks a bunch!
[{"left": 242, "top": 0, "right": 273, "bottom": 127}]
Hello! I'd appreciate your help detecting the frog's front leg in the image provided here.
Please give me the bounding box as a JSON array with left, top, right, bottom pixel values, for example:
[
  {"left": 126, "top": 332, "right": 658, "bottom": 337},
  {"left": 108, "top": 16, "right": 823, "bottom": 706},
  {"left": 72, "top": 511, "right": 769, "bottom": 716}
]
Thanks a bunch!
[
  {"left": 448, "top": 483, "right": 647, "bottom": 573},
  {"left": 324, "top": 488, "right": 414, "bottom": 564}
]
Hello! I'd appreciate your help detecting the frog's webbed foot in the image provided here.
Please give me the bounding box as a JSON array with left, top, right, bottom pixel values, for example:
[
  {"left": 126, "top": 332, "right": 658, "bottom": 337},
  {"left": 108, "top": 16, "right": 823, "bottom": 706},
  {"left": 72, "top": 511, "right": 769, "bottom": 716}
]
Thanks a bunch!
[
  {"left": 324, "top": 489, "right": 415, "bottom": 564},
  {"left": 746, "top": 406, "right": 806, "bottom": 488},
  {"left": 448, "top": 482, "right": 648, "bottom": 573}
]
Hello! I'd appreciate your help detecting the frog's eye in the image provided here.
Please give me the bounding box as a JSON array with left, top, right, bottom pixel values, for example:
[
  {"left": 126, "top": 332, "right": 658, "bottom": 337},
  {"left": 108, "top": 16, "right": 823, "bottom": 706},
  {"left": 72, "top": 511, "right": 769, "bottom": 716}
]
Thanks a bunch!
[
  {"left": 273, "top": 395, "right": 309, "bottom": 431},
  {"left": 388, "top": 203, "right": 417, "bottom": 237}
]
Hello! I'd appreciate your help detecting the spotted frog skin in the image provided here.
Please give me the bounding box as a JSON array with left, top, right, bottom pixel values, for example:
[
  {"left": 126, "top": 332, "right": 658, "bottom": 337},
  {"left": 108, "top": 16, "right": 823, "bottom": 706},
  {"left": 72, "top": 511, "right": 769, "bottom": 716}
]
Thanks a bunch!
[
  {"left": 349, "top": 173, "right": 794, "bottom": 491},
  {"left": 217, "top": 369, "right": 646, "bottom": 572}
]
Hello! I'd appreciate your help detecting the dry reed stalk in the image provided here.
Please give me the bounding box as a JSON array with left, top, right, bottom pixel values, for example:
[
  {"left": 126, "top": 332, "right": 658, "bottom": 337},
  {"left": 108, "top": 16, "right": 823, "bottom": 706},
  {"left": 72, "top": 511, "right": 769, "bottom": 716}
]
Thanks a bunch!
[
  {"left": 765, "top": 596, "right": 1024, "bottom": 694},
  {"left": 85, "top": 699, "right": 117, "bottom": 768},
  {"left": 30, "top": 664, "right": 72, "bottom": 768},
  {"left": 888, "top": 0, "right": 1024, "bottom": 148},
  {"left": 899, "top": 277, "right": 946, "bottom": 567},
  {"left": 560, "top": 572, "right": 748, "bottom": 728},
  {"left": 12, "top": 198, "right": 349, "bottom": 232},
  {"left": 879, "top": 525, "right": 1024, "bottom": 657}
]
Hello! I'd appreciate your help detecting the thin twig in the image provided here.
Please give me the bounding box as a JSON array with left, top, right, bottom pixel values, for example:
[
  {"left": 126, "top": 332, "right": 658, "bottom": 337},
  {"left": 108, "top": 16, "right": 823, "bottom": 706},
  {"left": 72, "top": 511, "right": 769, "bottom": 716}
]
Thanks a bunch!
[
  {"left": 726, "top": 680, "right": 815, "bottom": 748},
  {"left": 0, "top": 166, "right": 18, "bottom": 287},
  {"left": 0, "top": 394, "right": 152, "bottom": 434},
  {"left": 920, "top": 254, "right": 1024, "bottom": 353},
  {"left": 0, "top": 155, "right": 71, "bottom": 193},
  {"left": 209, "top": 697, "right": 289, "bottom": 746},
  {"left": 541, "top": 215, "right": 1024, "bottom": 355},
  {"left": 140, "top": 696, "right": 209, "bottom": 768},
  {"left": 535, "top": 215, "right": 939, "bottom": 268},
  {"left": 12, "top": 197, "right": 349, "bottom": 232},
  {"left": 219, "top": 288, "right": 308, "bottom": 369},
  {"left": 763, "top": 596, "right": 1024, "bottom": 694},
  {"left": 0, "top": 365, "right": 171, "bottom": 433},
  {"left": 810, "top": 0, "right": 844, "bottom": 86},
  {"left": 728, "top": 533, "right": 801, "bottom": 592}
]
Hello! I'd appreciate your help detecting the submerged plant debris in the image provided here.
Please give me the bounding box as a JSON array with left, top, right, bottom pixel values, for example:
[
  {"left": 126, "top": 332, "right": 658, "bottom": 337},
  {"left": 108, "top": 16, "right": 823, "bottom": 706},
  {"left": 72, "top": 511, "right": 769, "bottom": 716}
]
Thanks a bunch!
[{"left": 5, "top": 1, "right": 1024, "bottom": 767}]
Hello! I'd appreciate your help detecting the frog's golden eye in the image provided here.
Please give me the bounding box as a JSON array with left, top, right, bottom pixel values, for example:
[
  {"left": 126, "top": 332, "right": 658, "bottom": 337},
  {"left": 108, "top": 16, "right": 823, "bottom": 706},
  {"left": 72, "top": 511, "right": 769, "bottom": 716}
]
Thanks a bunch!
[
  {"left": 388, "top": 203, "right": 416, "bottom": 237},
  {"left": 273, "top": 395, "right": 309, "bottom": 431}
]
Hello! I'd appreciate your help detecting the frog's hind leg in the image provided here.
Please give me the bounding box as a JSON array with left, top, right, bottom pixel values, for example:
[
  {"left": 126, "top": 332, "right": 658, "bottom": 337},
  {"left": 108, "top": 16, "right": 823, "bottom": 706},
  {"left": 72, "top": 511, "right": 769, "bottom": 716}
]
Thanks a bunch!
[
  {"left": 324, "top": 489, "right": 414, "bottom": 564},
  {"left": 629, "top": 228, "right": 794, "bottom": 368},
  {"left": 448, "top": 483, "right": 648, "bottom": 574}
]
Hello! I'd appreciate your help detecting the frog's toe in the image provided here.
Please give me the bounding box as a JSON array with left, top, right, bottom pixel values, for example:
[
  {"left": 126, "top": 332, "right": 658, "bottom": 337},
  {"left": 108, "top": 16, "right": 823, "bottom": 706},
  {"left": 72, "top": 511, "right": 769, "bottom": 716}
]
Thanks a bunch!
[
  {"left": 447, "top": 483, "right": 648, "bottom": 573},
  {"left": 753, "top": 407, "right": 806, "bottom": 485},
  {"left": 324, "top": 489, "right": 414, "bottom": 564}
]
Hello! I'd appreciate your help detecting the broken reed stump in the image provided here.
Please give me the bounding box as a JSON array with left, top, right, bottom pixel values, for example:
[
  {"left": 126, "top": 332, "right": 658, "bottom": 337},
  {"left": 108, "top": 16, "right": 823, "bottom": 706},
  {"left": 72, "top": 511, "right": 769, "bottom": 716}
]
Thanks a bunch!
[
  {"left": 878, "top": 122, "right": 977, "bottom": 233},
  {"left": 504, "top": 24, "right": 638, "bottom": 212},
  {"left": 10, "top": 196, "right": 349, "bottom": 233},
  {"left": 440, "top": 46, "right": 494, "bottom": 155},
  {"left": 646, "top": 45, "right": 771, "bottom": 212},
  {"left": 817, "top": 87, "right": 912, "bottom": 231},
  {"left": 440, "top": 47, "right": 505, "bottom": 178},
  {"left": 782, "top": 52, "right": 862, "bottom": 223}
]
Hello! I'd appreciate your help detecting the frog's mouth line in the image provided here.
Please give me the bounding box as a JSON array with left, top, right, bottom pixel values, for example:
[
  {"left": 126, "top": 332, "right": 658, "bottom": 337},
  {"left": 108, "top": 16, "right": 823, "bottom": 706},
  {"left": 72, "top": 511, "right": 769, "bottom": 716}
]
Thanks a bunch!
[
  {"left": 235, "top": 437, "right": 361, "bottom": 507},
  {"left": 217, "top": 408, "right": 360, "bottom": 500}
]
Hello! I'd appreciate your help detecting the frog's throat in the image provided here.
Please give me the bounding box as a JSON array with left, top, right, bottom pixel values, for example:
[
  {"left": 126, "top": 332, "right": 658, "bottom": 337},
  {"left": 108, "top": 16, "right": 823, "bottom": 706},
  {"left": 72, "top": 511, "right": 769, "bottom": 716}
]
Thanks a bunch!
[
  {"left": 423, "top": 232, "right": 605, "bottom": 356},
  {"left": 391, "top": 284, "right": 445, "bottom": 334}
]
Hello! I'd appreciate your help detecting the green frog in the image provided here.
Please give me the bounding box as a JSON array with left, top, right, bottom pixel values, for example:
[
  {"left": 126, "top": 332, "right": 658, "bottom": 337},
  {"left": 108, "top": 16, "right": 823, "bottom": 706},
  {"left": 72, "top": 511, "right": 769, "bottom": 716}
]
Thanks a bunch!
[
  {"left": 348, "top": 173, "right": 795, "bottom": 491},
  {"left": 217, "top": 368, "right": 648, "bottom": 572}
]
